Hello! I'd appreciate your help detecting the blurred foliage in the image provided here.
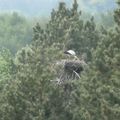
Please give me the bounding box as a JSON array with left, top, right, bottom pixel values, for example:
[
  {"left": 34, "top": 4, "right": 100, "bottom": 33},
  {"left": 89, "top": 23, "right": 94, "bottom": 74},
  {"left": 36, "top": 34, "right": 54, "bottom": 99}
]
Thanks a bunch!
[
  {"left": 0, "top": 12, "right": 32, "bottom": 54},
  {"left": 0, "top": 47, "right": 14, "bottom": 92},
  {"left": 0, "top": 9, "right": 115, "bottom": 55},
  {"left": 0, "top": 0, "right": 120, "bottom": 120},
  {"left": 0, "top": 48, "right": 13, "bottom": 79}
]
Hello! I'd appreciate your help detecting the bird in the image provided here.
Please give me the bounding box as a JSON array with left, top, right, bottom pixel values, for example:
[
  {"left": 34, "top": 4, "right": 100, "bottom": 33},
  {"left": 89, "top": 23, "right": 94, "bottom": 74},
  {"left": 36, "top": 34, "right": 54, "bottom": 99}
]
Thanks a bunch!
[
  {"left": 64, "top": 50, "right": 78, "bottom": 60},
  {"left": 64, "top": 50, "right": 76, "bottom": 56}
]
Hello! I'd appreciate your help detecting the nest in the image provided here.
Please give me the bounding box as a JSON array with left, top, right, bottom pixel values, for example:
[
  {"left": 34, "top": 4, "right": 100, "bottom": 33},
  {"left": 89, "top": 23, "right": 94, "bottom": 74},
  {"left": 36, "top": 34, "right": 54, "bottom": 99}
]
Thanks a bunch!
[
  {"left": 52, "top": 59, "right": 85, "bottom": 84},
  {"left": 64, "top": 60, "right": 83, "bottom": 74}
]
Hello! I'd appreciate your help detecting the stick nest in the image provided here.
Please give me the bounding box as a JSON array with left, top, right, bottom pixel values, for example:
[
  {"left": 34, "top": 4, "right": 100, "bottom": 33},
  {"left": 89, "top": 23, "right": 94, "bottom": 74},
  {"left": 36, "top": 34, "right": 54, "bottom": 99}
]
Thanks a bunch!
[
  {"left": 52, "top": 59, "right": 86, "bottom": 84},
  {"left": 64, "top": 60, "right": 84, "bottom": 74}
]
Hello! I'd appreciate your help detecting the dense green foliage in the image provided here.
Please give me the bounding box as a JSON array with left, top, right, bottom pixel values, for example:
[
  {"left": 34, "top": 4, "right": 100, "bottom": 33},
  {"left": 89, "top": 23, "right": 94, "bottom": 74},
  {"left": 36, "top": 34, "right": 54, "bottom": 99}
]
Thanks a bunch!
[
  {"left": 0, "top": 48, "right": 14, "bottom": 89},
  {"left": 0, "top": 12, "right": 32, "bottom": 54},
  {"left": 0, "top": 10, "right": 115, "bottom": 55},
  {"left": 0, "top": 0, "right": 120, "bottom": 120}
]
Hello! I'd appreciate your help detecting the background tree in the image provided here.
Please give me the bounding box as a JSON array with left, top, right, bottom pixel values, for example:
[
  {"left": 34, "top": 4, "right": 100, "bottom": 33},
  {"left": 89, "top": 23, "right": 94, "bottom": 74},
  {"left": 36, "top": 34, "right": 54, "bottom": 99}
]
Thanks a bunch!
[
  {"left": 77, "top": 0, "right": 120, "bottom": 119},
  {"left": 0, "top": 0, "right": 119, "bottom": 120},
  {"left": 46, "top": 0, "right": 100, "bottom": 61},
  {"left": 0, "top": 12, "right": 32, "bottom": 54},
  {"left": 0, "top": 48, "right": 13, "bottom": 89}
]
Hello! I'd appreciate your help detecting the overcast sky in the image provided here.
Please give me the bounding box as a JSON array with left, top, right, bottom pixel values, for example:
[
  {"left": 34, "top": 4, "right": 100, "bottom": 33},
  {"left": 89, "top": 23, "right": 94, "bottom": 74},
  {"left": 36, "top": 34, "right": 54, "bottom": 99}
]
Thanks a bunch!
[{"left": 0, "top": 0, "right": 116, "bottom": 16}]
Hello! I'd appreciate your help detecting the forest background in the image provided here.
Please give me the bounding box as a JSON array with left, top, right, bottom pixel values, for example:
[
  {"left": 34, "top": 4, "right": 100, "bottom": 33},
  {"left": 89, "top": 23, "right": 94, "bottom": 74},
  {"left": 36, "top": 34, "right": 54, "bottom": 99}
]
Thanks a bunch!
[{"left": 0, "top": 0, "right": 120, "bottom": 119}]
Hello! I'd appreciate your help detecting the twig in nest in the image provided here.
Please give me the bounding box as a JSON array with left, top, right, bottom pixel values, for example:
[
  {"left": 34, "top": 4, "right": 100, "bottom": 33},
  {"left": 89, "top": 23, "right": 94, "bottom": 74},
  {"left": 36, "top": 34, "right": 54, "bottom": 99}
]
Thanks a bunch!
[{"left": 73, "top": 70, "right": 80, "bottom": 79}]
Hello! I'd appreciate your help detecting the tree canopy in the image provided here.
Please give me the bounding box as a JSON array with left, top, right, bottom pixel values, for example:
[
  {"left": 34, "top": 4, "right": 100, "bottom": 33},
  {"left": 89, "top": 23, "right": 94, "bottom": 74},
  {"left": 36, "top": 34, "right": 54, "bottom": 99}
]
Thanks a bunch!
[{"left": 0, "top": 0, "right": 120, "bottom": 120}]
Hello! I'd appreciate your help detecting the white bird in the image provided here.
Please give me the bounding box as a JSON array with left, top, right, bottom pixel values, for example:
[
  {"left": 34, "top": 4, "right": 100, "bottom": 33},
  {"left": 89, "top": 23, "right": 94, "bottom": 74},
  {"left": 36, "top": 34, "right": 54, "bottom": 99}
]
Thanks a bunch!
[
  {"left": 64, "top": 50, "right": 76, "bottom": 56},
  {"left": 64, "top": 50, "right": 78, "bottom": 60}
]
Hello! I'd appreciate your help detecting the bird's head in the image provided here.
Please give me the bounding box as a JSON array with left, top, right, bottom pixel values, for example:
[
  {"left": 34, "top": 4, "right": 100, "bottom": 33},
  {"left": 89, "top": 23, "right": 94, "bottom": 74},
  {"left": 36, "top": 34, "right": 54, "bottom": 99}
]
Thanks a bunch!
[
  {"left": 64, "top": 50, "right": 76, "bottom": 56},
  {"left": 64, "top": 50, "right": 79, "bottom": 60}
]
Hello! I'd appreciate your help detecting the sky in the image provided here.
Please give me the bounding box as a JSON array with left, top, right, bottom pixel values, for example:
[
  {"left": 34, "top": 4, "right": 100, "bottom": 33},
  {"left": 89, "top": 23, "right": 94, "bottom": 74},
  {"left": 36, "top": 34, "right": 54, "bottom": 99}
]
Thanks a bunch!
[{"left": 0, "top": 0, "right": 117, "bottom": 16}]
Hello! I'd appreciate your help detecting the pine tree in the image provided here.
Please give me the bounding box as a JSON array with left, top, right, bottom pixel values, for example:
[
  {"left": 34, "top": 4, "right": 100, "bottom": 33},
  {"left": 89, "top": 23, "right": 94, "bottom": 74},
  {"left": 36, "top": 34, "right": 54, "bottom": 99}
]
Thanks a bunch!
[
  {"left": 1, "top": 1, "right": 119, "bottom": 120},
  {"left": 77, "top": 1, "right": 120, "bottom": 119},
  {"left": 46, "top": 0, "right": 100, "bottom": 61},
  {"left": 114, "top": 0, "right": 120, "bottom": 26}
]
